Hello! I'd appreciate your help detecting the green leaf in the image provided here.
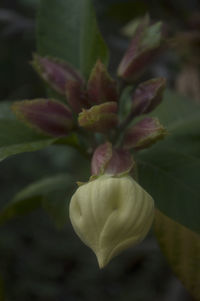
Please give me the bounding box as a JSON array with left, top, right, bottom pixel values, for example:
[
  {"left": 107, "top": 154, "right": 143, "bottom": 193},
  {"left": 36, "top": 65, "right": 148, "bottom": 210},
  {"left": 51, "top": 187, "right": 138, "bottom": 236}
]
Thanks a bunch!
[
  {"left": 154, "top": 209, "right": 200, "bottom": 300},
  {"left": 79, "top": 0, "right": 109, "bottom": 78},
  {"left": 137, "top": 90, "right": 200, "bottom": 234},
  {"left": 37, "top": 0, "right": 109, "bottom": 79},
  {"left": 0, "top": 174, "right": 74, "bottom": 228},
  {"left": 149, "top": 90, "right": 199, "bottom": 127}
]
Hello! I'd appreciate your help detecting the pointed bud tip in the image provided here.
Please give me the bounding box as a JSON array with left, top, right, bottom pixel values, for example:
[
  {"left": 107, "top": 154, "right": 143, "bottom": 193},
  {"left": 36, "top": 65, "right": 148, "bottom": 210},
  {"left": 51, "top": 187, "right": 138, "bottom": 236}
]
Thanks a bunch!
[
  {"left": 32, "top": 54, "right": 84, "bottom": 95},
  {"left": 87, "top": 60, "right": 118, "bottom": 104},
  {"left": 96, "top": 252, "right": 110, "bottom": 269},
  {"left": 123, "top": 117, "right": 167, "bottom": 150}
]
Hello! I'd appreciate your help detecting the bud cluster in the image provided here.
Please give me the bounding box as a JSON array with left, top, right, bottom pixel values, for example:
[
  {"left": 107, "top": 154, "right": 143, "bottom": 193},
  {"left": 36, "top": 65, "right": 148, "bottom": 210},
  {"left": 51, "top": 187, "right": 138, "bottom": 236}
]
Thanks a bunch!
[
  {"left": 12, "top": 16, "right": 167, "bottom": 144},
  {"left": 12, "top": 16, "right": 168, "bottom": 267}
]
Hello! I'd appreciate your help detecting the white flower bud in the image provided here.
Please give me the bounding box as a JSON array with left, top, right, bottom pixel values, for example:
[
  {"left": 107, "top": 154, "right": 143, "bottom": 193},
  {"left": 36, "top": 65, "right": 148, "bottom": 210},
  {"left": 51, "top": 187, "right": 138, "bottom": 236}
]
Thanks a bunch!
[{"left": 69, "top": 175, "right": 154, "bottom": 268}]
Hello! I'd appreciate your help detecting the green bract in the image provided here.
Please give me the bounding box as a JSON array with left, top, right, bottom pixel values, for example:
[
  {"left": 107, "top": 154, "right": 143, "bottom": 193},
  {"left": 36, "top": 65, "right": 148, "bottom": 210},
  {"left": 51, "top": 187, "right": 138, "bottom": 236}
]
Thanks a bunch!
[{"left": 69, "top": 175, "right": 154, "bottom": 268}]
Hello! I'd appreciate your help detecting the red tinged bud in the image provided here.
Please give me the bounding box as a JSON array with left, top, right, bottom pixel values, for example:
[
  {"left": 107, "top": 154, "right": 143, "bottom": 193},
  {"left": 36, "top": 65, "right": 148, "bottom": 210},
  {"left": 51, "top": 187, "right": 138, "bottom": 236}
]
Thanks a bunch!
[
  {"left": 123, "top": 117, "right": 167, "bottom": 150},
  {"left": 87, "top": 60, "right": 118, "bottom": 104},
  {"left": 66, "top": 80, "right": 90, "bottom": 114},
  {"left": 32, "top": 54, "right": 84, "bottom": 95},
  {"left": 91, "top": 142, "right": 134, "bottom": 176},
  {"left": 131, "top": 77, "right": 166, "bottom": 116},
  {"left": 117, "top": 17, "right": 163, "bottom": 81},
  {"left": 78, "top": 102, "right": 118, "bottom": 133},
  {"left": 12, "top": 99, "right": 74, "bottom": 137},
  {"left": 91, "top": 142, "right": 112, "bottom": 175}
]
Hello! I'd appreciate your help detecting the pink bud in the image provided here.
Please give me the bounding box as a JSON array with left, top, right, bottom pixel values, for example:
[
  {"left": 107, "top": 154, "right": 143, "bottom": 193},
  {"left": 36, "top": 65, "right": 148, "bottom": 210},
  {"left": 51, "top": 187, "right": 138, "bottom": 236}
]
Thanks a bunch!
[
  {"left": 87, "top": 60, "right": 118, "bottom": 104},
  {"left": 131, "top": 77, "right": 166, "bottom": 116},
  {"left": 91, "top": 142, "right": 134, "bottom": 176},
  {"left": 117, "top": 17, "right": 163, "bottom": 81},
  {"left": 91, "top": 142, "right": 112, "bottom": 175},
  {"left": 66, "top": 80, "right": 90, "bottom": 113},
  {"left": 32, "top": 54, "right": 84, "bottom": 95},
  {"left": 78, "top": 102, "right": 118, "bottom": 133},
  {"left": 123, "top": 117, "right": 167, "bottom": 150},
  {"left": 12, "top": 99, "right": 74, "bottom": 137}
]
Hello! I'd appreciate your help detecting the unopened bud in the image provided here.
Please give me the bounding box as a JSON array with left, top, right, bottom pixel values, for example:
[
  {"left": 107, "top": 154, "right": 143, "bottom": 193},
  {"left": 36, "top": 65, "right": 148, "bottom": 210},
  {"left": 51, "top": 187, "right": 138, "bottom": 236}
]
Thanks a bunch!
[
  {"left": 123, "top": 117, "right": 167, "bottom": 150},
  {"left": 117, "top": 17, "right": 163, "bottom": 81},
  {"left": 66, "top": 80, "right": 90, "bottom": 113},
  {"left": 91, "top": 142, "right": 134, "bottom": 176},
  {"left": 69, "top": 175, "right": 154, "bottom": 268},
  {"left": 12, "top": 99, "right": 74, "bottom": 137},
  {"left": 78, "top": 102, "right": 118, "bottom": 133},
  {"left": 131, "top": 77, "right": 166, "bottom": 116},
  {"left": 32, "top": 54, "right": 84, "bottom": 95},
  {"left": 87, "top": 60, "right": 118, "bottom": 104}
]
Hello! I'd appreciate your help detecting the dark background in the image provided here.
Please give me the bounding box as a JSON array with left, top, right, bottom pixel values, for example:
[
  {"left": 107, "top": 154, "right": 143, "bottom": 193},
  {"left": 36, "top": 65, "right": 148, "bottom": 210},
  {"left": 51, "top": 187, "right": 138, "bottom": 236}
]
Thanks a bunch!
[{"left": 0, "top": 0, "right": 200, "bottom": 300}]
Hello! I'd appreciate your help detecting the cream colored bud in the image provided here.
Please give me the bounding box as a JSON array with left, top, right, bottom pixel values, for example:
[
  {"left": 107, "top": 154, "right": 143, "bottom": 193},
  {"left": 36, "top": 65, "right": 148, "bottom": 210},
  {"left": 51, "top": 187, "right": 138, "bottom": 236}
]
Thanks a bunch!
[{"left": 69, "top": 175, "right": 154, "bottom": 268}]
